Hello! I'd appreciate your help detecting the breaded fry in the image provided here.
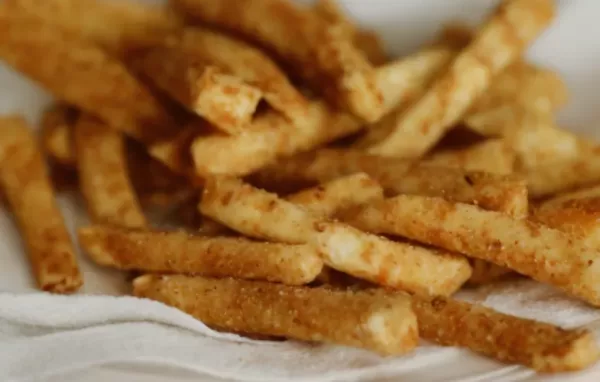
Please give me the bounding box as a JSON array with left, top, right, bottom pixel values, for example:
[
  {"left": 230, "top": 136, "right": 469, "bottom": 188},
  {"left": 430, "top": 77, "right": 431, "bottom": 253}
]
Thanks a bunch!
[
  {"left": 340, "top": 195, "right": 600, "bottom": 306},
  {"left": 251, "top": 149, "right": 528, "bottom": 217},
  {"left": 413, "top": 295, "right": 600, "bottom": 372},
  {"left": 191, "top": 101, "right": 361, "bottom": 177},
  {"left": 4, "top": 0, "right": 182, "bottom": 55},
  {"left": 133, "top": 42, "right": 263, "bottom": 135},
  {"left": 40, "top": 102, "right": 78, "bottom": 166},
  {"left": 79, "top": 226, "right": 323, "bottom": 285},
  {"left": 368, "top": 0, "right": 555, "bottom": 157},
  {"left": 179, "top": 28, "right": 308, "bottom": 123},
  {"left": 133, "top": 275, "right": 418, "bottom": 355},
  {"left": 0, "top": 116, "right": 82, "bottom": 293},
  {"left": 423, "top": 139, "right": 515, "bottom": 174},
  {"left": 74, "top": 115, "right": 147, "bottom": 228},
  {"left": 171, "top": 0, "right": 383, "bottom": 122},
  {"left": 200, "top": 176, "right": 471, "bottom": 295},
  {"left": 149, "top": 124, "right": 207, "bottom": 181},
  {"left": 0, "top": 11, "right": 175, "bottom": 144}
]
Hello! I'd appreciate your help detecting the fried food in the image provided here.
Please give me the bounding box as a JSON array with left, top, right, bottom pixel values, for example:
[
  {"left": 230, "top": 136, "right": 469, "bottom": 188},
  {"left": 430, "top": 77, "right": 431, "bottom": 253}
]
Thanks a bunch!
[
  {"left": 79, "top": 226, "right": 323, "bottom": 285},
  {"left": 74, "top": 115, "right": 147, "bottom": 228},
  {"left": 133, "top": 274, "right": 418, "bottom": 355},
  {"left": 423, "top": 139, "right": 515, "bottom": 174},
  {"left": 40, "top": 102, "right": 78, "bottom": 166},
  {"left": 0, "top": 116, "right": 82, "bottom": 293}
]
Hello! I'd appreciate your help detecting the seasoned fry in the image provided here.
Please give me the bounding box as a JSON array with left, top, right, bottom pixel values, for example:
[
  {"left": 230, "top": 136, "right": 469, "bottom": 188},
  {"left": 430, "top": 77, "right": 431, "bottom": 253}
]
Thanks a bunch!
[
  {"left": 413, "top": 295, "right": 600, "bottom": 372},
  {"left": 74, "top": 115, "right": 147, "bottom": 228},
  {"left": 4, "top": 0, "right": 182, "bottom": 55},
  {"left": 79, "top": 226, "right": 323, "bottom": 285},
  {"left": 368, "top": 0, "right": 555, "bottom": 157},
  {"left": 251, "top": 149, "right": 528, "bottom": 217},
  {"left": 423, "top": 139, "right": 515, "bottom": 174},
  {"left": 0, "top": 11, "right": 175, "bottom": 144},
  {"left": 133, "top": 275, "right": 418, "bottom": 355},
  {"left": 340, "top": 195, "right": 600, "bottom": 306},
  {"left": 40, "top": 102, "right": 78, "bottom": 166},
  {"left": 171, "top": 0, "right": 383, "bottom": 122},
  {"left": 200, "top": 176, "right": 471, "bottom": 295},
  {"left": 0, "top": 116, "right": 82, "bottom": 293},
  {"left": 133, "top": 42, "right": 263, "bottom": 135}
]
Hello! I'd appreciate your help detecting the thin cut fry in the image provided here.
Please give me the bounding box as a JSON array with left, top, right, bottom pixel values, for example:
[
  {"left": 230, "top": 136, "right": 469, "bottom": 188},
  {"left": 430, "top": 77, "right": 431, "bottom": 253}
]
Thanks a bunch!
[
  {"left": 74, "top": 115, "right": 147, "bottom": 228},
  {"left": 413, "top": 295, "right": 600, "bottom": 372},
  {"left": 133, "top": 42, "right": 263, "bottom": 135},
  {"left": 340, "top": 195, "right": 600, "bottom": 306},
  {"left": 133, "top": 275, "right": 418, "bottom": 355},
  {"left": 200, "top": 176, "right": 472, "bottom": 295},
  {"left": 0, "top": 11, "right": 175, "bottom": 144},
  {"left": 368, "top": 0, "right": 555, "bottom": 157},
  {"left": 171, "top": 0, "right": 383, "bottom": 122},
  {"left": 4, "top": 0, "right": 182, "bottom": 55},
  {"left": 423, "top": 139, "right": 515, "bottom": 174},
  {"left": 251, "top": 149, "right": 528, "bottom": 217},
  {"left": 0, "top": 116, "right": 82, "bottom": 293},
  {"left": 79, "top": 226, "right": 323, "bottom": 285},
  {"left": 40, "top": 102, "right": 78, "bottom": 166}
]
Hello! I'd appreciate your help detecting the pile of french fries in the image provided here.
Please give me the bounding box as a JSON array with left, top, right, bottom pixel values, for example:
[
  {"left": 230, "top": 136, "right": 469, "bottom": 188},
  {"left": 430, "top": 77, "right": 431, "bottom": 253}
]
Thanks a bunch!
[{"left": 2, "top": 0, "right": 600, "bottom": 374}]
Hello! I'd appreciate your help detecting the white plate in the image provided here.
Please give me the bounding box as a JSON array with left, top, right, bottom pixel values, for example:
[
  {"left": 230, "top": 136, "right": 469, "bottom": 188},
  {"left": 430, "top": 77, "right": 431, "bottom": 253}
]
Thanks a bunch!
[{"left": 2, "top": 1, "right": 600, "bottom": 381}]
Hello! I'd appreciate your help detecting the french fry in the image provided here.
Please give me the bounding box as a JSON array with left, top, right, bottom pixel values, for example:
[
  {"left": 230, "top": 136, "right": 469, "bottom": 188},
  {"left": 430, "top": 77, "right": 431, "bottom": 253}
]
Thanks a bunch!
[
  {"left": 413, "top": 295, "right": 600, "bottom": 372},
  {"left": 134, "top": 275, "right": 418, "bottom": 355},
  {"left": 171, "top": 0, "right": 383, "bottom": 122},
  {"left": 191, "top": 101, "right": 361, "bottom": 177},
  {"left": 132, "top": 42, "right": 263, "bottom": 135},
  {"left": 0, "top": 116, "right": 82, "bottom": 293},
  {"left": 79, "top": 226, "right": 323, "bottom": 285},
  {"left": 340, "top": 195, "right": 600, "bottom": 306},
  {"left": 4, "top": 0, "right": 182, "bottom": 55},
  {"left": 74, "top": 115, "right": 147, "bottom": 228},
  {"left": 40, "top": 102, "right": 78, "bottom": 166},
  {"left": 367, "top": 0, "right": 555, "bottom": 157},
  {"left": 0, "top": 11, "right": 175, "bottom": 144},
  {"left": 251, "top": 149, "right": 528, "bottom": 217},
  {"left": 200, "top": 176, "right": 472, "bottom": 295},
  {"left": 179, "top": 28, "right": 309, "bottom": 123},
  {"left": 423, "top": 139, "right": 515, "bottom": 174}
]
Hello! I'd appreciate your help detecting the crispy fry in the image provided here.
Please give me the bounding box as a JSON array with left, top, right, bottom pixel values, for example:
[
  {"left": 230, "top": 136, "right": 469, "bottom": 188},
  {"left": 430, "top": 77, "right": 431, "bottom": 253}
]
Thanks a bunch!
[
  {"left": 0, "top": 11, "right": 175, "bottom": 144},
  {"left": 132, "top": 42, "right": 263, "bottom": 135},
  {"left": 179, "top": 27, "right": 309, "bottom": 123},
  {"left": 251, "top": 149, "right": 528, "bottom": 217},
  {"left": 423, "top": 139, "right": 515, "bottom": 174},
  {"left": 79, "top": 226, "right": 323, "bottom": 285},
  {"left": 0, "top": 116, "right": 82, "bottom": 293},
  {"left": 134, "top": 275, "right": 418, "bottom": 355},
  {"left": 40, "top": 102, "right": 78, "bottom": 166},
  {"left": 368, "top": 0, "right": 555, "bottom": 157},
  {"left": 171, "top": 0, "right": 383, "bottom": 122},
  {"left": 413, "top": 295, "right": 600, "bottom": 372},
  {"left": 4, "top": 0, "right": 182, "bottom": 55},
  {"left": 340, "top": 195, "right": 600, "bottom": 306},
  {"left": 200, "top": 176, "right": 471, "bottom": 295},
  {"left": 74, "top": 115, "right": 147, "bottom": 228}
]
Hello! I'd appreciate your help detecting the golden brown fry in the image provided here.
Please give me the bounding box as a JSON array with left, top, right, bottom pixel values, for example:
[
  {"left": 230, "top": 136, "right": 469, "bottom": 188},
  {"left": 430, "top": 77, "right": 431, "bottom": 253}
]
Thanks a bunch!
[
  {"left": 134, "top": 275, "right": 418, "bottom": 355},
  {"left": 200, "top": 176, "right": 472, "bottom": 295},
  {"left": 413, "top": 295, "right": 599, "bottom": 372},
  {"left": 74, "top": 115, "right": 147, "bottom": 228},
  {"left": 368, "top": 0, "right": 555, "bottom": 157},
  {"left": 251, "top": 149, "right": 528, "bottom": 217},
  {"left": 179, "top": 27, "right": 309, "bottom": 123},
  {"left": 191, "top": 101, "right": 361, "bottom": 177},
  {"left": 4, "top": 0, "right": 182, "bottom": 55},
  {"left": 0, "top": 116, "right": 82, "bottom": 293},
  {"left": 0, "top": 11, "right": 175, "bottom": 144},
  {"left": 133, "top": 42, "right": 263, "bottom": 135},
  {"left": 79, "top": 226, "right": 323, "bottom": 285},
  {"left": 423, "top": 139, "right": 515, "bottom": 174},
  {"left": 466, "top": 259, "right": 515, "bottom": 286},
  {"left": 341, "top": 195, "right": 600, "bottom": 306},
  {"left": 40, "top": 102, "right": 78, "bottom": 166},
  {"left": 171, "top": 0, "right": 383, "bottom": 122}
]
